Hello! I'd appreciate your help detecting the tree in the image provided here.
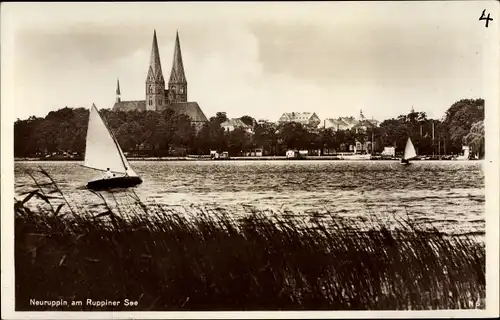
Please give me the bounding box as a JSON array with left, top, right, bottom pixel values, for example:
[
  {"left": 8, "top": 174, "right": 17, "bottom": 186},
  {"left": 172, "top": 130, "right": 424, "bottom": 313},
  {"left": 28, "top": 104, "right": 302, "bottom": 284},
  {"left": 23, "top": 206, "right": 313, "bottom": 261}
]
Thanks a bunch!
[
  {"left": 343, "top": 129, "right": 357, "bottom": 151},
  {"left": 13, "top": 98, "right": 487, "bottom": 158},
  {"left": 227, "top": 128, "right": 252, "bottom": 155},
  {"left": 240, "top": 115, "right": 256, "bottom": 127},
  {"left": 194, "top": 123, "right": 212, "bottom": 154},
  {"left": 379, "top": 113, "right": 429, "bottom": 154},
  {"left": 14, "top": 116, "right": 44, "bottom": 157},
  {"left": 442, "top": 99, "right": 484, "bottom": 154},
  {"left": 464, "top": 120, "right": 484, "bottom": 159},
  {"left": 211, "top": 112, "right": 228, "bottom": 124},
  {"left": 253, "top": 122, "right": 278, "bottom": 155},
  {"left": 194, "top": 115, "right": 227, "bottom": 153},
  {"left": 115, "top": 121, "right": 144, "bottom": 152},
  {"left": 172, "top": 114, "right": 196, "bottom": 154},
  {"left": 278, "top": 122, "right": 309, "bottom": 150},
  {"left": 322, "top": 128, "right": 337, "bottom": 150},
  {"left": 354, "top": 127, "right": 368, "bottom": 150}
]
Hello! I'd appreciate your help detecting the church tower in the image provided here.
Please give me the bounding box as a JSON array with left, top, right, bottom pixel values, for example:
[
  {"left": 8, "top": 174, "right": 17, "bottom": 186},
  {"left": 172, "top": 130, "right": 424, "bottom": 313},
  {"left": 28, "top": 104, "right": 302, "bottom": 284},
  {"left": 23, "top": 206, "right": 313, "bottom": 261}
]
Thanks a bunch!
[
  {"left": 145, "top": 30, "right": 165, "bottom": 111},
  {"left": 168, "top": 31, "right": 187, "bottom": 103},
  {"left": 116, "top": 79, "right": 121, "bottom": 103}
]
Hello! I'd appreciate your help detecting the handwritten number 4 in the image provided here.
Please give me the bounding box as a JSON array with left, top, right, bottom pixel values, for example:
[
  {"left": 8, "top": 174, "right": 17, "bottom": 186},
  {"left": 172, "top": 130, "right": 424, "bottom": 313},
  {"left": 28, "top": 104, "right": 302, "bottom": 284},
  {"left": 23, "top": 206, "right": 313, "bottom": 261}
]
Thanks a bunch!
[{"left": 479, "top": 9, "right": 493, "bottom": 28}]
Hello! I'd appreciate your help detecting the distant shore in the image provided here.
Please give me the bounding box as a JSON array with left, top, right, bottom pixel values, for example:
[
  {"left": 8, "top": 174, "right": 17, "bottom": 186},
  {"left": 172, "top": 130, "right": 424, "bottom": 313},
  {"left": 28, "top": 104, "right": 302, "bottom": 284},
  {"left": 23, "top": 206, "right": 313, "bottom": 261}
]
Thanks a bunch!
[
  {"left": 14, "top": 155, "right": 382, "bottom": 161},
  {"left": 14, "top": 156, "right": 475, "bottom": 162}
]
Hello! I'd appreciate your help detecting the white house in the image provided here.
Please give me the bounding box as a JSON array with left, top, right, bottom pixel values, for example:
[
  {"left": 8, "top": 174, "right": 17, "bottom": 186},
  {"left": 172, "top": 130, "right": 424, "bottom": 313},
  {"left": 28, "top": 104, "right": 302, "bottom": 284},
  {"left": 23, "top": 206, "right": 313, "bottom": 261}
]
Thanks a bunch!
[
  {"left": 382, "top": 147, "right": 395, "bottom": 157},
  {"left": 286, "top": 150, "right": 297, "bottom": 158}
]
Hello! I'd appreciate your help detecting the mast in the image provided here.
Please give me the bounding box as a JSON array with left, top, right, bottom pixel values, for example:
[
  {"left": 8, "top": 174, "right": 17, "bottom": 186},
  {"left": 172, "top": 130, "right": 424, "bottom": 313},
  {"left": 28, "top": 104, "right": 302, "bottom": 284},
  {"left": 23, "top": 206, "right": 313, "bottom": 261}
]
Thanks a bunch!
[
  {"left": 371, "top": 130, "right": 374, "bottom": 154},
  {"left": 438, "top": 138, "right": 441, "bottom": 158},
  {"left": 432, "top": 121, "right": 435, "bottom": 156}
]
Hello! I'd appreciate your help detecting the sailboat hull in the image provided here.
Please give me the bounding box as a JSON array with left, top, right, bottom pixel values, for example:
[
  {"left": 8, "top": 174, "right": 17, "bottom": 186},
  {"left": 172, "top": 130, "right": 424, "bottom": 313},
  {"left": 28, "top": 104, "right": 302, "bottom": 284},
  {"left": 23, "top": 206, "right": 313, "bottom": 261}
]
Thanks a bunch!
[
  {"left": 400, "top": 159, "right": 411, "bottom": 165},
  {"left": 87, "top": 176, "right": 142, "bottom": 190}
]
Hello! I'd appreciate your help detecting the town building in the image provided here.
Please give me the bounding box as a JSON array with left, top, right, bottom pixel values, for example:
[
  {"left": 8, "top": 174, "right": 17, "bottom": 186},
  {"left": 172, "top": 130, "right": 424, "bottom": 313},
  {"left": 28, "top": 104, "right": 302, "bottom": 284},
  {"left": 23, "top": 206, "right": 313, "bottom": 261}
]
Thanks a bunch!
[
  {"left": 112, "top": 30, "right": 208, "bottom": 128},
  {"left": 322, "top": 110, "right": 380, "bottom": 154},
  {"left": 278, "top": 112, "right": 321, "bottom": 128},
  {"left": 323, "top": 110, "right": 378, "bottom": 131},
  {"left": 323, "top": 117, "right": 358, "bottom": 131}
]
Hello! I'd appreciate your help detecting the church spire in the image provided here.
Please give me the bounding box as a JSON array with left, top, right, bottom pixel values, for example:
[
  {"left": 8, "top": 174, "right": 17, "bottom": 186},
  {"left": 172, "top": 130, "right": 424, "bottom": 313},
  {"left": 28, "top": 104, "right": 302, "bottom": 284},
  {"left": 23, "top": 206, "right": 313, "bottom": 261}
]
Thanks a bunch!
[
  {"left": 169, "top": 30, "right": 187, "bottom": 84},
  {"left": 167, "top": 30, "right": 188, "bottom": 103},
  {"left": 149, "top": 29, "right": 164, "bottom": 82},
  {"left": 116, "top": 78, "right": 121, "bottom": 103},
  {"left": 145, "top": 29, "right": 165, "bottom": 111},
  {"left": 116, "top": 78, "right": 121, "bottom": 95}
]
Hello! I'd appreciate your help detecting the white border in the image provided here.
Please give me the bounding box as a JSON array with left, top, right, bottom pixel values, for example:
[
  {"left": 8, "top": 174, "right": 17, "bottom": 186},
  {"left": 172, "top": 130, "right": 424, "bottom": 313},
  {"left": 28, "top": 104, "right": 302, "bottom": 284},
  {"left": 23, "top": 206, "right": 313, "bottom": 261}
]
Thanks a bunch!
[{"left": 2, "top": 2, "right": 499, "bottom": 319}]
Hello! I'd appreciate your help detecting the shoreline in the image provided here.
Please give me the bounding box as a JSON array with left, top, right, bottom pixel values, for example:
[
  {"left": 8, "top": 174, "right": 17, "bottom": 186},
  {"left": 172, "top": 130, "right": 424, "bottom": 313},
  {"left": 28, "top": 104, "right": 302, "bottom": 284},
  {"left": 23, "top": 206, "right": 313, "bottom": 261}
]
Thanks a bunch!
[
  {"left": 14, "top": 156, "right": 476, "bottom": 162},
  {"left": 15, "top": 156, "right": 383, "bottom": 162}
]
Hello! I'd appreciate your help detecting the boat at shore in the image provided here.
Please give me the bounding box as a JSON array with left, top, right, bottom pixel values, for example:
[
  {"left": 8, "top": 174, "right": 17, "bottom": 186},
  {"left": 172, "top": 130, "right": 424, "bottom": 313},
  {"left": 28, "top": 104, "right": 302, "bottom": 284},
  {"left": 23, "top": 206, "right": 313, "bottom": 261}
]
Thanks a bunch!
[{"left": 83, "top": 104, "right": 143, "bottom": 190}]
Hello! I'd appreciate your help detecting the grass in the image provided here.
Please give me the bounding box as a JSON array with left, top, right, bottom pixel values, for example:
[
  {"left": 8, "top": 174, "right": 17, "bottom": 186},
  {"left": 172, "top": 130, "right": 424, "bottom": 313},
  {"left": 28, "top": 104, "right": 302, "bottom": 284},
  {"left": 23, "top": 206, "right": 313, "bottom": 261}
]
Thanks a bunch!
[{"left": 14, "top": 168, "right": 485, "bottom": 311}]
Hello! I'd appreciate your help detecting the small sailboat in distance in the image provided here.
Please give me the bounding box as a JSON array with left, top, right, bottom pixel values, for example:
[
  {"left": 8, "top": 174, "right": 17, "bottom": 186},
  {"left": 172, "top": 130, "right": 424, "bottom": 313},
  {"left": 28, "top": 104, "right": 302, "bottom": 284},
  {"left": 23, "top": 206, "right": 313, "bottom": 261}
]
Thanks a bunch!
[
  {"left": 84, "top": 104, "right": 142, "bottom": 190},
  {"left": 401, "top": 137, "right": 417, "bottom": 165}
]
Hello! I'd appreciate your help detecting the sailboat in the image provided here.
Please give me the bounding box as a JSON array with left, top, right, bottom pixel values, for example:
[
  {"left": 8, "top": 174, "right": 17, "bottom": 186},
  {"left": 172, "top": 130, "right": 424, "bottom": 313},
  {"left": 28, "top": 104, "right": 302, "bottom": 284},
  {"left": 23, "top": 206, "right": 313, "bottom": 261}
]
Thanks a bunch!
[
  {"left": 84, "top": 104, "right": 142, "bottom": 190},
  {"left": 401, "top": 137, "right": 417, "bottom": 165}
]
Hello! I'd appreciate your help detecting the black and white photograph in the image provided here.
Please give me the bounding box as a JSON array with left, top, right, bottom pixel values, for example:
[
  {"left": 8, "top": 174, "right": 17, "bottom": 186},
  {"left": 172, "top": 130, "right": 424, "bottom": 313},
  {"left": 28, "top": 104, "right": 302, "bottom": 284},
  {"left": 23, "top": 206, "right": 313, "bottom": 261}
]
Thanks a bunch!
[{"left": 1, "top": 1, "right": 499, "bottom": 319}]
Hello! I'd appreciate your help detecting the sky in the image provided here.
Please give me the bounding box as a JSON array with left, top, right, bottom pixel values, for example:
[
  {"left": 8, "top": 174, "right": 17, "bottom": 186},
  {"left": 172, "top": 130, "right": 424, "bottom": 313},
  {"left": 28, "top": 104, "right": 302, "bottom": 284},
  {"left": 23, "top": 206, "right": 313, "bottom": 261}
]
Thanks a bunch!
[{"left": 2, "top": 1, "right": 498, "bottom": 122}]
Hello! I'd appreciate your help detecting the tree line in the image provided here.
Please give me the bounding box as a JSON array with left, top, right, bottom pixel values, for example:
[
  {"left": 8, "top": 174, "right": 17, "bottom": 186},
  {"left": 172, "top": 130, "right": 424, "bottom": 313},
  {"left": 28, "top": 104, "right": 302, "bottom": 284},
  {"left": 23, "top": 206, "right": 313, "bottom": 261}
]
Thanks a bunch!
[{"left": 14, "top": 98, "right": 484, "bottom": 158}]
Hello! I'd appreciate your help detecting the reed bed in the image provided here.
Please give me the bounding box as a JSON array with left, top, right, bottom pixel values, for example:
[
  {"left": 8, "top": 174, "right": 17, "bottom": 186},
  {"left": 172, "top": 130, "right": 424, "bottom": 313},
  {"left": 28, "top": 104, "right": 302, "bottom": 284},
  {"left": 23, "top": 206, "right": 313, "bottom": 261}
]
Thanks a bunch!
[{"left": 14, "top": 168, "right": 485, "bottom": 311}]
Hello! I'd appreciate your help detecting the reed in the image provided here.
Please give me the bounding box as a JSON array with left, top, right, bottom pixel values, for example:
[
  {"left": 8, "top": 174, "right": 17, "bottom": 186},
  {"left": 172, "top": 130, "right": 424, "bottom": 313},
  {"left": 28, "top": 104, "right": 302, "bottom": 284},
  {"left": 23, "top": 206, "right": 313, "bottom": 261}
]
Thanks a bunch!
[{"left": 14, "top": 169, "right": 485, "bottom": 311}]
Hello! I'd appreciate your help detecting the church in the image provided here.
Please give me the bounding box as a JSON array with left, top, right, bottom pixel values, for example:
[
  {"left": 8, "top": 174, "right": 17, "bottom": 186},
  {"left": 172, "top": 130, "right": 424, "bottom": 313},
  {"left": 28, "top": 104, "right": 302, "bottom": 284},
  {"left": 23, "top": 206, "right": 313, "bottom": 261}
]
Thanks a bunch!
[{"left": 112, "top": 30, "right": 208, "bottom": 127}]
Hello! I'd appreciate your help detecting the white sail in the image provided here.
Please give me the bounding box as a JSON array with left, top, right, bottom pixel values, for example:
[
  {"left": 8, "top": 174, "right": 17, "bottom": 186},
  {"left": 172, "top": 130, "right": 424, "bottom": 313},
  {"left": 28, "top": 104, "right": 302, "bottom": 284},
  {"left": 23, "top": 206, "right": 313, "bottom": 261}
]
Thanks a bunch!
[
  {"left": 84, "top": 104, "right": 131, "bottom": 174},
  {"left": 402, "top": 137, "right": 417, "bottom": 160}
]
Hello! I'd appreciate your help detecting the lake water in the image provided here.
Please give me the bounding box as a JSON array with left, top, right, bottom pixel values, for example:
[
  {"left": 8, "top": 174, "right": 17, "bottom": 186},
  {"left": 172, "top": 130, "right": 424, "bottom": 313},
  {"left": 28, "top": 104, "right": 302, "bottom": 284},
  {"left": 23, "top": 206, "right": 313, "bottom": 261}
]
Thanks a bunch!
[{"left": 14, "top": 160, "right": 485, "bottom": 235}]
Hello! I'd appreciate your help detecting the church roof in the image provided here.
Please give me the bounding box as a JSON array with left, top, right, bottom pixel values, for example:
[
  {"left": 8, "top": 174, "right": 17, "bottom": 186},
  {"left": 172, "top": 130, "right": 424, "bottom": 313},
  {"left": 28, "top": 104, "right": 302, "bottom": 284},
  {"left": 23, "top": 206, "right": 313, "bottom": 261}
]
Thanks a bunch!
[
  {"left": 169, "top": 31, "right": 187, "bottom": 84},
  {"left": 113, "top": 100, "right": 207, "bottom": 123},
  {"left": 148, "top": 29, "right": 164, "bottom": 82},
  {"left": 169, "top": 102, "right": 207, "bottom": 122},
  {"left": 113, "top": 100, "right": 146, "bottom": 112}
]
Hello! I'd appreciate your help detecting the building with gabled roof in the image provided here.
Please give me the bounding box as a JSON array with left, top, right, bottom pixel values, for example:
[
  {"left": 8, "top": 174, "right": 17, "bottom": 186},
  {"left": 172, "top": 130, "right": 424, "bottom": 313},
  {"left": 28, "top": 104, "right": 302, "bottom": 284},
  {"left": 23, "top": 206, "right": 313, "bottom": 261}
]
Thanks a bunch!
[
  {"left": 324, "top": 117, "right": 357, "bottom": 131},
  {"left": 324, "top": 110, "right": 378, "bottom": 131},
  {"left": 113, "top": 30, "right": 208, "bottom": 126},
  {"left": 278, "top": 112, "right": 321, "bottom": 128}
]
